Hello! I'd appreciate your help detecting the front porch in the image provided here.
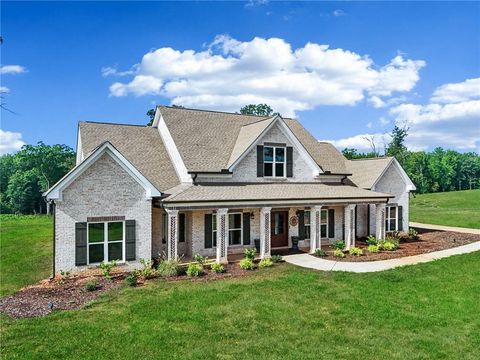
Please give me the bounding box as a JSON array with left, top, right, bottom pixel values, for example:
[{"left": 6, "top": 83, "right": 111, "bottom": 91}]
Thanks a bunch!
[{"left": 155, "top": 202, "right": 388, "bottom": 264}]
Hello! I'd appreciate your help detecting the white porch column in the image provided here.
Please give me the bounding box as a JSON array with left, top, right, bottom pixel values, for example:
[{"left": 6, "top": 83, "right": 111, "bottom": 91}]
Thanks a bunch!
[
  {"left": 216, "top": 208, "right": 229, "bottom": 263},
  {"left": 260, "top": 207, "right": 272, "bottom": 259},
  {"left": 344, "top": 204, "right": 356, "bottom": 250},
  {"left": 309, "top": 205, "right": 322, "bottom": 253},
  {"left": 376, "top": 203, "right": 386, "bottom": 240},
  {"left": 166, "top": 209, "right": 179, "bottom": 260}
]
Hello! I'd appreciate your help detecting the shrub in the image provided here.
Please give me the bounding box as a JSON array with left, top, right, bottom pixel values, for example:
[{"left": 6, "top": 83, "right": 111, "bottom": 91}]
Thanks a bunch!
[
  {"left": 125, "top": 273, "right": 138, "bottom": 287},
  {"left": 271, "top": 254, "right": 283, "bottom": 263},
  {"left": 259, "top": 258, "right": 273, "bottom": 268},
  {"left": 333, "top": 240, "right": 345, "bottom": 250},
  {"left": 333, "top": 249, "right": 345, "bottom": 258},
  {"left": 158, "top": 259, "right": 181, "bottom": 277},
  {"left": 367, "top": 245, "right": 380, "bottom": 253},
  {"left": 193, "top": 254, "right": 208, "bottom": 265},
  {"left": 408, "top": 227, "right": 419, "bottom": 240},
  {"left": 139, "top": 259, "right": 158, "bottom": 279},
  {"left": 244, "top": 248, "right": 256, "bottom": 260},
  {"left": 383, "top": 241, "right": 397, "bottom": 251},
  {"left": 314, "top": 249, "right": 327, "bottom": 257},
  {"left": 99, "top": 260, "right": 117, "bottom": 279},
  {"left": 366, "top": 235, "right": 378, "bottom": 246},
  {"left": 239, "top": 258, "right": 254, "bottom": 270},
  {"left": 186, "top": 263, "right": 204, "bottom": 277},
  {"left": 210, "top": 262, "right": 225, "bottom": 273},
  {"left": 348, "top": 247, "right": 363, "bottom": 256},
  {"left": 85, "top": 279, "right": 97, "bottom": 291}
]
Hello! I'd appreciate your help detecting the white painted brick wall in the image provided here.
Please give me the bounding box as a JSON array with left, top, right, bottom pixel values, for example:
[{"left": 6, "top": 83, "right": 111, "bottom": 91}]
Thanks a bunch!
[{"left": 55, "top": 153, "right": 151, "bottom": 272}]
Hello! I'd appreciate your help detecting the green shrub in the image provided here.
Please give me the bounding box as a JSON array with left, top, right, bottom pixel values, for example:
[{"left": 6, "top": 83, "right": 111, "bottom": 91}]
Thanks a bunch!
[
  {"left": 348, "top": 247, "right": 363, "bottom": 256},
  {"left": 139, "top": 259, "right": 158, "bottom": 279},
  {"left": 85, "top": 279, "right": 97, "bottom": 291},
  {"left": 333, "top": 240, "right": 345, "bottom": 250},
  {"left": 259, "top": 258, "right": 273, "bottom": 268},
  {"left": 186, "top": 263, "right": 203, "bottom": 277},
  {"left": 367, "top": 244, "right": 380, "bottom": 253},
  {"left": 158, "top": 259, "right": 181, "bottom": 277},
  {"left": 366, "top": 235, "right": 377, "bottom": 246},
  {"left": 408, "top": 227, "right": 419, "bottom": 240},
  {"left": 125, "top": 273, "right": 138, "bottom": 287},
  {"left": 99, "top": 261, "right": 117, "bottom": 279},
  {"left": 193, "top": 254, "right": 208, "bottom": 265},
  {"left": 383, "top": 241, "right": 397, "bottom": 251},
  {"left": 210, "top": 262, "right": 225, "bottom": 274},
  {"left": 271, "top": 254, "right": 283, "bottom": 263},
  {"left": 239, "top": 258, "right": 254, "bottom": 270},
  {"left": 333, "top": 249, "right": 345, "bottom": 258},
  {"left": 314, "top": 248, "right": 327, "bottom": 257},
  {"left": 244, "top": 248, "right": 256, "bottom": 260}
]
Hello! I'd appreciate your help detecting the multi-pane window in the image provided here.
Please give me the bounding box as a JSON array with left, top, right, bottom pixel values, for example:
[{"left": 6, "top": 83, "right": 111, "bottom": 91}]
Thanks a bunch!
[
  {"left": 88, "top": 221, "right": 124, "bottom": 264},
  {"left": 264, "top": 146, "right": 285, "bottom": 177},
  {"left": 304, "top": 210, "right": 328, "bottom": 239},
  {"left": 212, "top": 213, "right": 243, "bottom": 246},
  {"left": 385, "top": 206, "right": 398, "bottom": 231}
]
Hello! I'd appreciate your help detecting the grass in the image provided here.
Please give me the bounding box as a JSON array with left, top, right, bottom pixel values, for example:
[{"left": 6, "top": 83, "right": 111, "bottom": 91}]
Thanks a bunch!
[
  {"left": 0, "top": 215, "right": 53, "bottom": 296},
  {"left": 1, "top": 254, "right": 479, "bottom": 359},
  {"left": 410, "top": 189, "right": 480, "bottom": 229}
]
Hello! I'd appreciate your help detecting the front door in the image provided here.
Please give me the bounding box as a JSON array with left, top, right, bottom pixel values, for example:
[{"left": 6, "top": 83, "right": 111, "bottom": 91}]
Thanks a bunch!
[{"left": 271, "top": 211, "right": 288, "bottom": 247}]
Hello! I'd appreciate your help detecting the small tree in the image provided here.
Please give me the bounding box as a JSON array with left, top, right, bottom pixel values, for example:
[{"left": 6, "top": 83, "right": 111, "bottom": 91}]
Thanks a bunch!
[
  {"left": 146, "top": 109, "right": 155, "bottom": 126},
  {"left": 239, "top": 104, "right": 279, "bottom": 117},
  {"left": 386, "top": 126, "right": 409, "bottom": 165}
]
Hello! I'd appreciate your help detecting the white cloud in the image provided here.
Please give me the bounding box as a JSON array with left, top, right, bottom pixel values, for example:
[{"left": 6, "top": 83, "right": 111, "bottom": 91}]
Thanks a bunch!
[
  {"left": 369, "top": 96, "right": 386, "bottom": 108},
  {"left": 379, "top": 117, "right": 390, "bottom": 126},
  {"left": 101, "top": 66, "right": 137, "bottom": 77},
  {"left": 0, "top": 86, "right": 10, "bottom": 93},
  {"left": 105, "top": 35, "right": 425, "bottom": 117},
  {"left": 245, "top": 0, "right": 269, "bottom": 8},
  {"left": 430, "top": 77, "right": 480, "bottom": 103},
  {"left": 0, "top": 129, "right": 25, "bottom": 155},
  {"left": 366, "top": 122, "right": 373, "bottom": 129},
  {"left": 323, "top": 132, "right": 391, "bottom": 152},
  {"left": 333, "top": 9, "right": 346, "bottom": 17},
  {"left": 0, "top": 65, "right": 27, "bottom": 75}
]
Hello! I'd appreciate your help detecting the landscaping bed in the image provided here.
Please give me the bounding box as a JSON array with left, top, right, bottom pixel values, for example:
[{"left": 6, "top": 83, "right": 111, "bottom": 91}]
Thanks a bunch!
[{"left": 313, "top": 229, "right": 479, "bottom": 262}]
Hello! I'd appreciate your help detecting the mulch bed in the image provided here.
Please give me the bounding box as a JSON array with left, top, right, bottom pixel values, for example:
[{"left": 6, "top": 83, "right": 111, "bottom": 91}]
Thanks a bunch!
[
  {"left": 314, "top": 229, "right": 479, "bottom": 262},
  {"left": 0, "top": 263, "right": 253, "bottom": 319}
]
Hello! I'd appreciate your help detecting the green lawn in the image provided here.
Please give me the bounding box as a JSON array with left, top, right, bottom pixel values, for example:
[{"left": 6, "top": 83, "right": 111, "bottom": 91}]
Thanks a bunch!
[
  {"left": 410, "top": 189, "right": 480, "bottom": 229},
  {"left": 0, "top": 215, "right": 53, "bottom": 296}
]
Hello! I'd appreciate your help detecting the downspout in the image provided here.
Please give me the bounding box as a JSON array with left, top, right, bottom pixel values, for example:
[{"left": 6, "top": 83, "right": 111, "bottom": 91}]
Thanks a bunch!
[{"left": 50, "top": 200, "right": 56, "bottom": 279}]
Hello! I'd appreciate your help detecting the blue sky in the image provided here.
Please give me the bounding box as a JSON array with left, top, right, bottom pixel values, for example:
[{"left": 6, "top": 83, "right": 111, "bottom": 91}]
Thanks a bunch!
[{"left": 1, "top": 1, "right": 479, "bottom": 155}]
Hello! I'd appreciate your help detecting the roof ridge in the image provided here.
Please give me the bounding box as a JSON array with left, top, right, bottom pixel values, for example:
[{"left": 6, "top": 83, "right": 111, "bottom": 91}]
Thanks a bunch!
[
  {"left": 80, "top": 120, "right": 148, "bottom": 128},
  {"left": 350, "top": 157, "right": 392, "bottom": 161},
  {"left": 158, "top": 105, "right": 283, "bottom": 120}
]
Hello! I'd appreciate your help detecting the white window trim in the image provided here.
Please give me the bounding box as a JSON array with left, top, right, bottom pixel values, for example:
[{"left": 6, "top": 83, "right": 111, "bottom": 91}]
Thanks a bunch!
[
  {"left": 304, "top": 210, "right": 329, "bottom": 239},
  {"left": 212, "top": 212, "right": 244, "bottom": 247},
  {"left": 87, "top": 220, "right": 125, "bottom": 265},
  {"left": 263, "top": 146, "right": 286, "bottom": 178},
  {"left": 385, "top": 206, "right": 398, "bottom": 231}
]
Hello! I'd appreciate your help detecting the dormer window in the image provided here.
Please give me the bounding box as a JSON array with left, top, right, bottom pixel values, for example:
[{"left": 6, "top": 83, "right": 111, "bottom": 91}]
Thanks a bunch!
[{"left": 263, "top": 146, "right": 285, "bottom": 177}]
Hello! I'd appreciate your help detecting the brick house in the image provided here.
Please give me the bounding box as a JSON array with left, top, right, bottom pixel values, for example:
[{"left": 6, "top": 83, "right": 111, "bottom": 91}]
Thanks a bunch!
[{"left": 45, "top": 106, "right": 415, "bottom": 272}]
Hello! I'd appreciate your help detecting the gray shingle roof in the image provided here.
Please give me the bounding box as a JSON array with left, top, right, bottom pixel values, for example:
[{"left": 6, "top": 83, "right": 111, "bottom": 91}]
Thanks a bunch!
[
  {"left": 159, "top": 106, "right": 350, "bottom": 174},
  {"left": 346, "top": 157, "right": 393, "bottom": 189},
  {"left": 164, "top": 183, "right": 392, "bottom": 203},
  {"left": 79, "top": 122, "right": 180, "bottom": 192}
]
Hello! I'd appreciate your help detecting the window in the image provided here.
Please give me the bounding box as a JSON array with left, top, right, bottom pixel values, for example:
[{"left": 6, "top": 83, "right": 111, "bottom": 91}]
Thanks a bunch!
[
  {"left": 88, "top": 221, "right": 124, "bottom": 264},
  {"left": 385, "top": 206, "right": 398, "bottom": 231},
  {"left": 263, "top": 146, "right": 285, "bottom": 177},
  {"left": 212, "top": 213, "right": 243, "bottom": 246},
  {"left": 304, "top": 210, "right": 329, "bottom": 239}
]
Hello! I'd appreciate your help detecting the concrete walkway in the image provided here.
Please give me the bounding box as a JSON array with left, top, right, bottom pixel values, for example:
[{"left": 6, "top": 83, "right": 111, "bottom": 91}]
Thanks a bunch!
[
  {"left": 283, "top": 241, "right": 480, "bottom": 273},
  {"left": 410, "top": 222, "right": 480, "bottom": 235}
]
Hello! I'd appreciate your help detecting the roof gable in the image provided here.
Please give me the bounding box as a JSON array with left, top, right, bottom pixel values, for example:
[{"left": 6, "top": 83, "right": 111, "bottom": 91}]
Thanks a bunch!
[{"left": 45, "top": 142, "right": 161, "bottom": 200}]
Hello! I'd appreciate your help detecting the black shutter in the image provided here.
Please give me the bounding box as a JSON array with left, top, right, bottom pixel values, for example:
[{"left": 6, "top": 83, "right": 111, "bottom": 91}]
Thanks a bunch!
[
  {"left": 125, "top": 220, "right": 136, "bottom": 261},
  {"left": 179, "top": 213, "right": 185, "bottom": 242},
  {"left": 328, "top": 209, "right": 335, "bottom": 238},
  {"left": 243, "top": 213, "right": 251, "bottom": 245},
  {"left": 297, "top": 210, "right": 305, "bottom": 240},
  {"left": 257, "top": 145, "right": 264, "bottom": 177},
  {"left": 75, "top": 222, "right": 87, "bottom": 266},
  {"left": 204, "top": 214, "right": 213, "bottom": 248},
  {"left": 286, "top": 146, "right": 293, "bottom": 177},
  {"left": 397, "top": 206, "right": 403, "bottom": 231}
]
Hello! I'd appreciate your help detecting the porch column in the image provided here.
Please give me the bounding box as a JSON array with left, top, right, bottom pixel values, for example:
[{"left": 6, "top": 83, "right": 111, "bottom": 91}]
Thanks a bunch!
[
  {"left": 166, "top": 209, "right": 179, "bottom": 260},
  {"left": 260, "top": 207, "right": 272, "bottom": 259},
  {"left": 344, "top": 204, "right": 356, "bottom": 250},
  {"left": 309, "top": 205, "right": 322, "bottom": 253},
  {"left": 216, "top": 208, "right": 229, "bottom": 263},
  {"left": 375, "top": 203, "right": 386, "bottom": 240}
]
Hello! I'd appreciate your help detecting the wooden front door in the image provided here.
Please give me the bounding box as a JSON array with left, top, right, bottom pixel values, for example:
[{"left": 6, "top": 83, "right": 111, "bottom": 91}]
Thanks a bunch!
[{"left": 271, "top": 211, "right": 288, "bottom": 247}]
